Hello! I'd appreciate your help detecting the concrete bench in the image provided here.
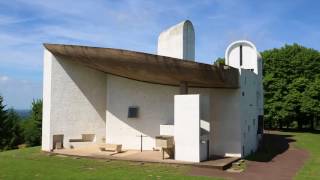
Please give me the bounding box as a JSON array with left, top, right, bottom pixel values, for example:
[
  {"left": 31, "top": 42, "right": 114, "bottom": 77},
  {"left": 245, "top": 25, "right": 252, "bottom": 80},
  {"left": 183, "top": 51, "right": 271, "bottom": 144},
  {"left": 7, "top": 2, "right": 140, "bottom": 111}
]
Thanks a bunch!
[
  {"left": 69, "top": 139, "right": 84, "bottom": 142},
  {"left": 69, "top": 134, "right": 95, "bottom": 142},
  {"left": 99, "top": 144, "right": 122, "bottom": 153}
]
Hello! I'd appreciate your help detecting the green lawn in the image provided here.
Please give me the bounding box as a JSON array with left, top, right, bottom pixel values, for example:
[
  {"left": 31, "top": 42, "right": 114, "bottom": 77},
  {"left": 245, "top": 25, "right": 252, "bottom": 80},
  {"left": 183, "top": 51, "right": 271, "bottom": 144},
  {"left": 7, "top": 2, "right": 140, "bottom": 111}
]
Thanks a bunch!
[
  {"left": 287, "top": 131, "right": 320, "bottom": 180},
  {"left": 0, "top": 131, "right": 319, "bottom": 180},
  {"left": 247, "top": 130, "right": 320, "bottom": 180},
  {"left": 0, "top": 147, "right": 221, "bottom": 180}
]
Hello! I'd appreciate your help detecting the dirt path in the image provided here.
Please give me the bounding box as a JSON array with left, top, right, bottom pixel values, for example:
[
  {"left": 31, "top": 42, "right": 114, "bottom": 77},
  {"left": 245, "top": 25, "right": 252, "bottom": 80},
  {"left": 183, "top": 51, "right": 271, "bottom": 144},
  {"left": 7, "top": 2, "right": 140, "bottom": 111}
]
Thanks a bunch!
[{"left": 189, "top": 132, "right": 309, "bottom": 180}]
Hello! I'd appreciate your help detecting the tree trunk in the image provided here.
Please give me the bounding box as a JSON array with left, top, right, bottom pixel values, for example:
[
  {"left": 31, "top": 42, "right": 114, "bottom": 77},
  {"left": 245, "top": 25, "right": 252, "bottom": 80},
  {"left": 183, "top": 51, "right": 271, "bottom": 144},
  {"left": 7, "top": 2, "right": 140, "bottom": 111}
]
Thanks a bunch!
[
  {"left": 298, "top": 119, "right": 303, "bottom": 130},
  {"left": 279, "top": 119, "right": 283, "bottom": 129},
  {"left": 310, "top": 116, "right": 315, "bottom": 130},
  {"left": 269, "top": 120, "right": 272, "bottom": 129}
]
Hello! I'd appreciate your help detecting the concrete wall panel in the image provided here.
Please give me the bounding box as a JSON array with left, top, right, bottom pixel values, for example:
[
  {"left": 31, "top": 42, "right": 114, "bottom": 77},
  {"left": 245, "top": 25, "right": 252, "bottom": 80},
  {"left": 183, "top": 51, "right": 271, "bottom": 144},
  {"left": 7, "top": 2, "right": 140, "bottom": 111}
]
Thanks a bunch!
[
  {"left": 42, "top": 51, "right": 107, "bottom": 151},
  {"left": 174, "top": 95, "right": 200, "bottom": 162},
  {"left": 106, "top": 75, "right": 179, "bottom": 150}
]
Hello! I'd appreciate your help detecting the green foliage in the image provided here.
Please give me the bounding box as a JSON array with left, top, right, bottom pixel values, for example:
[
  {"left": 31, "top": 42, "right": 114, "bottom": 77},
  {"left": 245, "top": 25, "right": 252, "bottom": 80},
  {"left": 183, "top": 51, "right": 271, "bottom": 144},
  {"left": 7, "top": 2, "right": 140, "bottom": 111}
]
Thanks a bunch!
[
  {"left": 5, "top": 109, "right": 22, "bottom": 149},
  {"left": 23, "top": 99, "right": 42, "bottom": 147},
  {"left": 214, "top": 57, "right": 225, "bottom": 65},
  {"left": 262, "top": 44, "right": 320, "bottom": 129},
  {"left": 0, "top": 96, "right": 22, "bottom": 150},
  {"left": 0, "top": 95, "right": 8, "bottom": 150}
]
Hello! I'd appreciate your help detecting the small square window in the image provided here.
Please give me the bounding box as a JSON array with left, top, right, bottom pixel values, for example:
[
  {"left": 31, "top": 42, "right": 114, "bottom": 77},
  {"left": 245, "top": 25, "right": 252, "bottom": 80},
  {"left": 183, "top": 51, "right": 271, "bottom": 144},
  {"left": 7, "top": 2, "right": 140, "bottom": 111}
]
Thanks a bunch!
[{"left": 128, "top": 106, "right": 139, "bottom": 118}]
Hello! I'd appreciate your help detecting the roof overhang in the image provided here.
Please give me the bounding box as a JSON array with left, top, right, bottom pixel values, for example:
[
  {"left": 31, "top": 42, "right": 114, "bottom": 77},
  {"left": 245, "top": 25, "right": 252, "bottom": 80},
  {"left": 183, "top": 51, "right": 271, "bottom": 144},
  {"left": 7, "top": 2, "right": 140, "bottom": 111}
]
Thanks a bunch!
[{"left": 44, "top": 44, "right": 239, "bottom": 88}]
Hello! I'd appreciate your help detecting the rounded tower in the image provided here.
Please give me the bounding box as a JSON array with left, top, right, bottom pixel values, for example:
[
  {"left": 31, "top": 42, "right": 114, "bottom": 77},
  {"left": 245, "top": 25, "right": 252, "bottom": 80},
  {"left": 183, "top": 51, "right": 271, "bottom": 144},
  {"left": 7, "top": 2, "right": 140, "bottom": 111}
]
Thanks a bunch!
[{"left": 157, "top": 20, "right": 195, "bottom": 61}]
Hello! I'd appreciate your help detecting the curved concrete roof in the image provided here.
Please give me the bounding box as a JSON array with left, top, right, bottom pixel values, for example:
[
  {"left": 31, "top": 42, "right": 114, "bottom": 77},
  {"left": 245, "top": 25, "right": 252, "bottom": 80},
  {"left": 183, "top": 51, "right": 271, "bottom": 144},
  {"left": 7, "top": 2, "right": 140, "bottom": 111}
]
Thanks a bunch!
[{"left": 44, "top": 44, "right": 239, "bottom": 88}]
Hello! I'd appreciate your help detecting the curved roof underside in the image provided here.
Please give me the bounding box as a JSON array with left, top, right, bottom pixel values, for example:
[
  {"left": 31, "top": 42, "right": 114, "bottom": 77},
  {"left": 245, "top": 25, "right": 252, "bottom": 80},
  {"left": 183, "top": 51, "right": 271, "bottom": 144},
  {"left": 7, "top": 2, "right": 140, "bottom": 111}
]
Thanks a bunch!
[{"left": 44, "top": 44, "right": 239, "bottom": 88}]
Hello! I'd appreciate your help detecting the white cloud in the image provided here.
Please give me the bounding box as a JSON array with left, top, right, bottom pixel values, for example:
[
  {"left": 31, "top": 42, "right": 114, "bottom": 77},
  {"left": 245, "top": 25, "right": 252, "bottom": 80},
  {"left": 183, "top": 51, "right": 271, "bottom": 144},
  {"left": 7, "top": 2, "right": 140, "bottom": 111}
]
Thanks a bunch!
[{"left": 0, "top": 75, "right": 9, "bottom": 82}]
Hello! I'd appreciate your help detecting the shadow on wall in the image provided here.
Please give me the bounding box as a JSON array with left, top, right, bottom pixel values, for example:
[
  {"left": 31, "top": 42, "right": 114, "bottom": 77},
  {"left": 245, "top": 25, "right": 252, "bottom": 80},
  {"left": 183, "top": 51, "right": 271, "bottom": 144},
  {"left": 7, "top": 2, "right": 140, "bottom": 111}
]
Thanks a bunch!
[
  {"left": 245, "top": 133, "right": 295, "bottom": 162},
  {"left": 57, "top": 56, "right": 106, "bottom": 122},
  {"left": 107, "top": 110, "right": 162, "bottom": 138},
  {"left": 106, "top": 75, "right": 179, "bottom": 139}
]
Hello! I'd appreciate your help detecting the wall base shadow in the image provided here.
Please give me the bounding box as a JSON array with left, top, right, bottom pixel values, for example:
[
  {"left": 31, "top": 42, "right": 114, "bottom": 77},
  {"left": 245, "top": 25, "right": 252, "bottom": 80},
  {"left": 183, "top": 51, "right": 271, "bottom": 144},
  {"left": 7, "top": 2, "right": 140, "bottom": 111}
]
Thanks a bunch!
[{"left": 245, "top": 133, "right": 295, "bottom": 162}]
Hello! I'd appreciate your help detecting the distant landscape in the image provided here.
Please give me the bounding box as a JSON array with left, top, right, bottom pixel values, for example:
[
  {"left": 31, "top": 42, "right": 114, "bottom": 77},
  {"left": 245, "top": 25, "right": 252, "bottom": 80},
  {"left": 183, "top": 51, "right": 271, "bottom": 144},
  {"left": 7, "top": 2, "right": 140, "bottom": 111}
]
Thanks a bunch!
[{"left": 15, "top": 109, "right": 31, "bottom": 119}]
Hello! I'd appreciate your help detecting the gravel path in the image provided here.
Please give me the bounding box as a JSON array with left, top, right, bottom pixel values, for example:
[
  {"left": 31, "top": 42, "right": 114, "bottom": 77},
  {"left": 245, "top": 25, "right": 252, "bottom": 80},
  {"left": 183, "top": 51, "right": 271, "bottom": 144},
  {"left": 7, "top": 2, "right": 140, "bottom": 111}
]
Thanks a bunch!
[{"left": 189, "top": 132, "right": 309, "bottom": 180}]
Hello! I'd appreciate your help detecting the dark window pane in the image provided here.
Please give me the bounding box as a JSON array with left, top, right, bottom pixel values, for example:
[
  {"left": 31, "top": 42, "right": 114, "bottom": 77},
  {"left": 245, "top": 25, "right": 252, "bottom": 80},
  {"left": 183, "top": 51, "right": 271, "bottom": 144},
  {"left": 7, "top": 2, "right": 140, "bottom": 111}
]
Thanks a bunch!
[
  {"left": 240, "top": 45, "right": 243, "bottom": 66},
  {"left": 257, "top": 115, "right": 263, "bottom": 134},
  {"left": 128, "top": 106, "right": 139, "bottom": 118}
]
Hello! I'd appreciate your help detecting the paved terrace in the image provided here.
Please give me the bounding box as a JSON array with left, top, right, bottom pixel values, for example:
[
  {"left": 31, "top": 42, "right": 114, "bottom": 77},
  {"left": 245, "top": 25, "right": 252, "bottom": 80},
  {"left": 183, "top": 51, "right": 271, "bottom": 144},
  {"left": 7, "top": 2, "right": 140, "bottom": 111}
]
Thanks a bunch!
[{"left": 52, "top": 145, "right": 239, "bottom": 170}]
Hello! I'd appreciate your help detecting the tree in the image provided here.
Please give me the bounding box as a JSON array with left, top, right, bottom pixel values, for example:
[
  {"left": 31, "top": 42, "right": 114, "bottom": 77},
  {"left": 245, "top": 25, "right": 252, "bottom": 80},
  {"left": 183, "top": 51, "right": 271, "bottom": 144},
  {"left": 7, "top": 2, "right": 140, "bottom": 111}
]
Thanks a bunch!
[
  {"left": 262, "top": 44, "right": 320, "bottom": 129},
  {"left": 5, "top": 109, "right": 23, "bottom": 149},
  {"left": 301, "top": 76, "right": 320, "bottom": 129},
  {"left": 23, "top": 99, "right": 42, "bottom": 146},
  {"left": 0, "top": 95, "right": 8, "bottom": 150},
  {"left": 285, "top": 77, "right": 310, "bottom": 129},
  {"left": 214, "top": 57, "right": 225, "bottom": 65},
  {"left": 0, "top": 95, "right": 22, "bottom": 150}
]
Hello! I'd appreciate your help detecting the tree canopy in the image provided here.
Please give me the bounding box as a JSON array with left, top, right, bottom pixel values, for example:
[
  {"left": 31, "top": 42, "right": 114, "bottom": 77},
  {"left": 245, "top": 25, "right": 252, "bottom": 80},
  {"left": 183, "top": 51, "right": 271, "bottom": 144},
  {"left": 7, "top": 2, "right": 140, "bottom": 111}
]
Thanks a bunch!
[
  {"left": 0, "top": 95, "right": 8, "bottom": 150},
  {"left": 23, "top": 99, "right": 43, "bottom": 146},
  {"left": 262, "top": 44, "right": 320, "bottom": 129},
  {"left": 0, "top": 96, "right": 22, "bottom": 150}
]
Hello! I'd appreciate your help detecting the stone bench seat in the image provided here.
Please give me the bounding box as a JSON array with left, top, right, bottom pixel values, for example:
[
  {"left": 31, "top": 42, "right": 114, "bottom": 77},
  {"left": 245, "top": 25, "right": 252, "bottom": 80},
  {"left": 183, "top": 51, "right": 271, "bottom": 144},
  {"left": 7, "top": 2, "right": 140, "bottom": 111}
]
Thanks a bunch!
[
  {"left": 69, "top": 139, "right": 86, "bottom": 142},
  {"left": 99, "top": 144, "right": 122, "bottom": 153}
]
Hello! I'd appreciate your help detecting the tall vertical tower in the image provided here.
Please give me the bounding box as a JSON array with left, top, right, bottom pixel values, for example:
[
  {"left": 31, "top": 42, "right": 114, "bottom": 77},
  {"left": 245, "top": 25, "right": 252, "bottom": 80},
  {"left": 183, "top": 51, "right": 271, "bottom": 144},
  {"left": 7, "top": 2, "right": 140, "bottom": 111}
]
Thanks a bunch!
[
  {"left": 225, "top": 40, "right": 264, "bottom": 156},
  {"left": 225, "top": 40, "right": 262, "bottom": 75},
  {"left": 157, "top": 20, "right": 195, "bottom": 61},
  {"left": 225, "top": 40, "right": 263, "bottom": 116}
]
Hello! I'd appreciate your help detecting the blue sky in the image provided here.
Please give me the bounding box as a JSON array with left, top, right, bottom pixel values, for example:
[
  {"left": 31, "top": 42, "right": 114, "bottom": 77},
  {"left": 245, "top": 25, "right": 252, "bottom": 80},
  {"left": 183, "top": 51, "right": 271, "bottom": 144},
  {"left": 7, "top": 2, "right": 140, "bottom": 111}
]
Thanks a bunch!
[{"left": 0, "top": 0, "right": 319, "bottom": 109}]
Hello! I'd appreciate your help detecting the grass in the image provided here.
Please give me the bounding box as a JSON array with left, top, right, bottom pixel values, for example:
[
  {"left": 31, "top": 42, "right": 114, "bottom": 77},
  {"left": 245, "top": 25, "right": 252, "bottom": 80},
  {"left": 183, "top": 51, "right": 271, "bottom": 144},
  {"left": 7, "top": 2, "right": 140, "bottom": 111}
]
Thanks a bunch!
[
  {"left": 1, "top": 131, "right": 319, "bottom": 179},
  {"left": 287, "top": 130, "right": 320, "bottom": 180},
  {"left": 0, "top": 147, "right": 222, "bottom": 180},
  {"left": 244, "top": 130, "right": 320, "bottom": 180}
]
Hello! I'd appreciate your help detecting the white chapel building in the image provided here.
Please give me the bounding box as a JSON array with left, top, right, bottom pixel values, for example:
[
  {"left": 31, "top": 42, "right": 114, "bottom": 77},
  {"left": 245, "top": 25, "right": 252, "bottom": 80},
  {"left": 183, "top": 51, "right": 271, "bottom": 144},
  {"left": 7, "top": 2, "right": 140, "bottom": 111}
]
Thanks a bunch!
[{"left": 41, "top": 20, "right": 263, "bottom": 163}]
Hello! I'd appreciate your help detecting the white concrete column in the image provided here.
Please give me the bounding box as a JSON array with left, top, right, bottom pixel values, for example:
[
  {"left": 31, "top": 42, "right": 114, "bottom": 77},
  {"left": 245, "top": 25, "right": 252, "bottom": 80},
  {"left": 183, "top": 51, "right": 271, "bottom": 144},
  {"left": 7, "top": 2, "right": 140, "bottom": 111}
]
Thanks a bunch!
[
  {"left": 41, "top": 49, "right": 53, "bottom": 151},
  {"left": 174, "top": 94, "right": 201, "bottom": 162}
]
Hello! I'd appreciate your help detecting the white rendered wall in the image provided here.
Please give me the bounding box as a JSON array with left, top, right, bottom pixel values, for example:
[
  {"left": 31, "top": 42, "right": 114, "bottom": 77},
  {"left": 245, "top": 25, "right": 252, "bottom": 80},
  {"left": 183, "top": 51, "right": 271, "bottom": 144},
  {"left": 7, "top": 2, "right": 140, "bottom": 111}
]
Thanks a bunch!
[
  {"left": 160, "top": 125, "right": 174, "bottom": 136},
  {"left": 42, "top": 49, "right": 246, "bottom": 157},
  {"left": 105, "top": 76, "right": 241, "bottom": 157},
  {"left": 42, "top": 49, "right": 52, "bottom": 151},
  {"left": 157, "top": 20, "right": 195, "bottom": 61},
  {"left": 105, "top": 77, "right": 243, "bottom": 157},
  {"left": 225, "top": 40, "right": 261, "bottom": 75},
  {"left": 42, "top": 56, "right": 243, "bottom": 157},
  {"left": 225, "top": 40, "right": 263, "bottom": 156},
  {"left": 211, "top": 89, "right": 242, "bottom": 157},
  {"left": 106, "top": 75, "right": 178, "bottom": 150},
  {"left": 174, "top": 94, "right": 201, "bottom": 162},
  {"left": 41, "top": 50, "right": 107, "bottom": 151},
  {"left": 240, "top": 70, "right": 259, "bottom": 155},
  {"left": 189, "top": 88, "right": 242, "bottom": 158}
]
